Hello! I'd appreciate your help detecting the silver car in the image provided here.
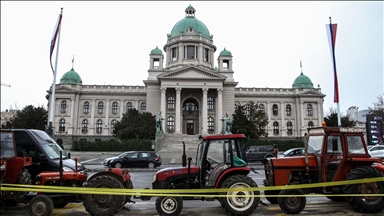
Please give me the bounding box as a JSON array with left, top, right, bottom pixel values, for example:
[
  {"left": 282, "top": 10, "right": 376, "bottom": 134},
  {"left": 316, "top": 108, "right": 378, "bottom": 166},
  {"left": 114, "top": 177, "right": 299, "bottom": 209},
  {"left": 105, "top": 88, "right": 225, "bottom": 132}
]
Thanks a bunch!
[{"left": 367, "top": 145, "right": 384, "bottom": 160}]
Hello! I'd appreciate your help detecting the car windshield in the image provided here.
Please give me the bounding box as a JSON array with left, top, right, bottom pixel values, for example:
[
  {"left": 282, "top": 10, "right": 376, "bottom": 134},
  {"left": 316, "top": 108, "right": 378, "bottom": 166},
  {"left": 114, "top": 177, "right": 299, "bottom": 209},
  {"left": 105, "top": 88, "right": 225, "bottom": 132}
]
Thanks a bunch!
[
  {"left": 119, "top": 152, "right": 131, "bottom": 158},
  {"left": 30, "top": 130, "right": 56, "bottom": 144},
  {"left": 307, "top": 135, "right": 324, "bottom": 154},
  {"left": 40, "top": 143, "right": 68, "bottom": 159},
  {"left": 282, "top": 149, "right": 293, "bottom": 156}
]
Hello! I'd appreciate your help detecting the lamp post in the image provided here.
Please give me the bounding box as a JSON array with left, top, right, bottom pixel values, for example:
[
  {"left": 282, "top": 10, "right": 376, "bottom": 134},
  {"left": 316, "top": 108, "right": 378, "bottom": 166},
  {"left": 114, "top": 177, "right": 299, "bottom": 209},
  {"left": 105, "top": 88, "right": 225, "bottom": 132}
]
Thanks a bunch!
[{"left": 219, "top": 115, "right": 226, "bottom": 135}]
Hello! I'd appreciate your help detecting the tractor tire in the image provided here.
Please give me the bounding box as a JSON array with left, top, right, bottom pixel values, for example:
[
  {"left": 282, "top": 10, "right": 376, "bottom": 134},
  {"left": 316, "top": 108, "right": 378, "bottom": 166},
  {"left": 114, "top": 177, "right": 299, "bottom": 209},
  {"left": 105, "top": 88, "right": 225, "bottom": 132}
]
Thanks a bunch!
[
  {"left": 326, "top": 195, "right": 345, "bottom": 202},
  {"left": 264, "top": 190, "right": 280, "bottom": 204},
  {"left": 278, "top": 189, "right": 306, "bottom": 214},
  {"left": 124, "top": 179, "right": 133, "bottom": 204},
  {"left": 52, "top": 197, "right": 69, "bottom": 208},
  {"left": 155, "top": 196, "right": 183, "bottom": 216},
  {"left": 343, "top": 166, "right": 384, "bottom": 213},
  {"left": 83, "top": 175, "right": 126, "bottom": 216},
  {"left": 219, "top": 174, "right": 260, "bottom": 216},
  {"left": 28, "top": 195, "right": 54, "bottom": 216},
  {"left": 16, "top": 167, "right": 32, "bottom": 200}
]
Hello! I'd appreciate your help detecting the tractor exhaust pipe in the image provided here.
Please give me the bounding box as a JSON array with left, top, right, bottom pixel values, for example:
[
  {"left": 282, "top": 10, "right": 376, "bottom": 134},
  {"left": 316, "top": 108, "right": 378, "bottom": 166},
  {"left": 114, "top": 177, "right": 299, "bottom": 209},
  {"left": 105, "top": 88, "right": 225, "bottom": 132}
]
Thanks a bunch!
[{"left": 182, "top": 141, "right": 187, "bottom": 167}]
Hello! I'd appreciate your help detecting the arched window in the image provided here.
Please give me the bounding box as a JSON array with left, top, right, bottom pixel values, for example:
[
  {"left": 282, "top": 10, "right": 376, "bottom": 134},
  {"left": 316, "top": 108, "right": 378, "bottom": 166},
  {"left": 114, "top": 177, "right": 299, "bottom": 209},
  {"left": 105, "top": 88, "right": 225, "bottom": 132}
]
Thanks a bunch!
[
  {"left": 96, "top": 119, "right": 103, "bottom": 134},
  {"left": 273, "top": 122, "right": 279, "bottom": 135},
  {"left": 111, "top": 120, "right": 117, "bottom": 131},
  {"left": 185, "top": 101, "right": 197, "bottom": 111},
  {"left": 308, "top": 121, "right": 314, "bottom": 128},
  {"left": 207, "top": 97, "right": 214, "bottom": 110},
  {"left": 307, "top": 104, "right": 313, "bottom": 116},
  {"left": 244, "top": 104, "right": 250, "bottom": 116},
  {"left": 83, "top": 101, "right": 89, "bottom": 114},
  {"left": 82, "top": 119, "right": 88, "bottom": 133},
  {"left": 59, "top": 118, "right": 65, "bottom": 132},
  {"left": 167, "top": 116, "right": 175, "bottom": 133},
  {"left": 97, "top": 102, "right": 104, "bottom": 114},
  {"left": 126, "top": 102, "right": 132, "bottom": 112},
  {"left": 141, "top": 102, "right": 146, "bottom": 112},
  {"left": 286, "top": 104, "right": 291, "bottom": 116},
  {"left": 60, "top": 101, "right": 67, "bottom": 113},
  {"left": 287, "top": 121, "right": 293, "bottom": 135},
  {"left": 167, "top": 96, "right": 175, "bottom": 109},
  {"left": 112, "top": 102, "right": 118, "bottom": 115},
  {"left": 259, "top": 104, "right": 265, "bottom": 110},
  {"left": 208, "top": 117, "right": 214, "bottom": 134},
  {"left": 272, "top": 104, "right": 278, "bottom": 116}
]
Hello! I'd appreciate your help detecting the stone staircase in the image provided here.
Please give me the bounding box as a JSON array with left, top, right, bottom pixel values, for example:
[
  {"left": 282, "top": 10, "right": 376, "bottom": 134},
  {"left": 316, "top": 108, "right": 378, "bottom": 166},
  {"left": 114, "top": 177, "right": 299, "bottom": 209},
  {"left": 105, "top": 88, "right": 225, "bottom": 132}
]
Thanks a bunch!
[{"left": 158, "top": 134, "right": 201, "bottom": 154}]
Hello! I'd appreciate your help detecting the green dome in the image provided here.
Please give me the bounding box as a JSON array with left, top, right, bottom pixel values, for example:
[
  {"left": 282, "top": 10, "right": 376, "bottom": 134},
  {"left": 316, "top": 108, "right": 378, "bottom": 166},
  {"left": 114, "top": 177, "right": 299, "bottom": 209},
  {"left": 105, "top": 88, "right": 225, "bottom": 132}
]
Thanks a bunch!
[
  {"left": 292, "top": 72, "right": 313, "bottom": 89},
  {"left": 151, "top": 46, "right": 162, "bottom": 55},
  {"left": 170, "top": 5, "right": 211, "bottom": 39},
  {"left": 220, "top": 48, "right": 232, "bottom": 56},
  {"left": 60, "top": 68, "right": 82, "bottom": 85}
]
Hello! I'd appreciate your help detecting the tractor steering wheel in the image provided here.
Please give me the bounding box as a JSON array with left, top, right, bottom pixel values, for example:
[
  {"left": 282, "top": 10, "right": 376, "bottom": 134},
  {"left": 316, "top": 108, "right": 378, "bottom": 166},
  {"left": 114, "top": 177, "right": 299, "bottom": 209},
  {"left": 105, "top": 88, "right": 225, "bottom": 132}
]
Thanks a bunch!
[{"left": 207, "top": 157, "right": 219, "bottom": 166}]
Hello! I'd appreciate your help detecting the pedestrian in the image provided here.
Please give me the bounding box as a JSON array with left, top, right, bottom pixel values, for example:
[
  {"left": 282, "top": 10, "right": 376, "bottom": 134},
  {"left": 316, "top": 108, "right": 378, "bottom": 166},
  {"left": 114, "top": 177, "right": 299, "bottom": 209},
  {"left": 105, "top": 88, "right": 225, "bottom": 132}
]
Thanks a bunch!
[{"left": 273, "top": 144, "right": 279, "bottom": 158}]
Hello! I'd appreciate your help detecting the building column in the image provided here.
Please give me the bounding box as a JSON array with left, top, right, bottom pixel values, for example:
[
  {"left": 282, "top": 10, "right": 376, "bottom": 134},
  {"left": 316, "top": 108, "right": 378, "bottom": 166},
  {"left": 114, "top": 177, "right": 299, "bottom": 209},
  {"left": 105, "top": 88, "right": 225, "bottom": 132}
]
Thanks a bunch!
[
  {"left": 217, "top": 88, "right": 223, "bottom": 134},
  {"left": 281, "top": 102, "right": 285, "bottom": 134},
  {"left": 266, "top": 102, "right": 271, "bottom": 135},
  {"left": 160, "top": 87, "right": 167, "bottom": 133},
  {"left": 135, "top": 100, "right": 139, "bottom": 110},
  {"left": 300, "top": 102, "right": 304, "bottom": 129},
  {"left": 175, "top": 88, "right": 182, "bottom": 134},
  {"left": 90, "top": 99, "right": 95, "bottom": 135},
  {"left": 202, "top": 88, "right": 208, "bottom": 134},
  {"left": 68, "top": 98, "right": 75, "bottom": 134},
  {"left": 120, "top": 100, "right": 125, "bottom": 118},
  {"left": 178, "top": 43, "right": 184, "bottom": 64},
  {"left": 317, "top": 101, "right": 322, "bottom": 126},
  {"left": 105, "top": 100, "right": 110, "bottom": 135}
]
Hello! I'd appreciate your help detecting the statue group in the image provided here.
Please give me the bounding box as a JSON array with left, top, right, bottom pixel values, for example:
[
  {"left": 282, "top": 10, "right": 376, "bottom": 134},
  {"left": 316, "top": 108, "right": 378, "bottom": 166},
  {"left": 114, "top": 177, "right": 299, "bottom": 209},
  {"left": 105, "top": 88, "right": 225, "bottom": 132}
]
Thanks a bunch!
[
  {"left": 225, "top": 113, "right": 232, "bottom": 135},
  {"left": 156, "top": 111, "right": 163, "bottom": 134}
]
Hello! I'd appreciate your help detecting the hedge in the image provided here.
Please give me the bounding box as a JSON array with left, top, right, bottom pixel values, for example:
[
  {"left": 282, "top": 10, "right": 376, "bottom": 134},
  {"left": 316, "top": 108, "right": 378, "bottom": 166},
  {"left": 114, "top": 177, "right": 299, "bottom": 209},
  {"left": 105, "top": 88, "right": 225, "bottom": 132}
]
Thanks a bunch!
[{"left": 72, "top": 139, "right": 153, "bottom": 151}]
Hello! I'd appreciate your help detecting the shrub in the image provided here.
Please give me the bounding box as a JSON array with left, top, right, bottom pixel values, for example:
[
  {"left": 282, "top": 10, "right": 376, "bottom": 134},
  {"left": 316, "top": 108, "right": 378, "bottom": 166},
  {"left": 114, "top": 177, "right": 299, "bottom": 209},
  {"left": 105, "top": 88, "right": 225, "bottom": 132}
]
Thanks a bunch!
[
  {"left": 72, "top": 139, "right": 152, "bottom": 151},
  {"left": 244, "top": 139, "right": 305, "bottom": 152}
]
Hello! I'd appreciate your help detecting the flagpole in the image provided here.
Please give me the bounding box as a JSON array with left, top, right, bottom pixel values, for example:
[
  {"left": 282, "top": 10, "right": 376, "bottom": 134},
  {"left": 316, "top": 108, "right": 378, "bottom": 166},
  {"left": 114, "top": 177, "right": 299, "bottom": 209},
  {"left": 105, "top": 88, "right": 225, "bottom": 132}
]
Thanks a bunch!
[{"left": 47, "top": 8, "right": 63, "bottom": 137}]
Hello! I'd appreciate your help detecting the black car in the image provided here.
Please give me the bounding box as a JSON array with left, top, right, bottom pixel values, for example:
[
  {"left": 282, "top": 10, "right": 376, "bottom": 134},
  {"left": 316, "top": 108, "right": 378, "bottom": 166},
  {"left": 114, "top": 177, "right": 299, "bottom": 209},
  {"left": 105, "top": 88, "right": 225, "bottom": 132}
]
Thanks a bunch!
[
  {"left": 108, "top": 151, "right": 161, "bottom": 168},
  {"left": 245, "top": 145, "right": 275, "bottom": 161}
]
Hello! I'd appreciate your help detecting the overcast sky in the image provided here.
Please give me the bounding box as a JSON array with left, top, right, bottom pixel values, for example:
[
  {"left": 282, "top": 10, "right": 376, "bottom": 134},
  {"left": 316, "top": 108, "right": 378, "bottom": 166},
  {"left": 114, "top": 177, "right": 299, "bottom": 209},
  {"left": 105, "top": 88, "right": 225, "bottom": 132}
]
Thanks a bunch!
[{"left": 1, "top": 1, "right": 383, "bottom": 116}]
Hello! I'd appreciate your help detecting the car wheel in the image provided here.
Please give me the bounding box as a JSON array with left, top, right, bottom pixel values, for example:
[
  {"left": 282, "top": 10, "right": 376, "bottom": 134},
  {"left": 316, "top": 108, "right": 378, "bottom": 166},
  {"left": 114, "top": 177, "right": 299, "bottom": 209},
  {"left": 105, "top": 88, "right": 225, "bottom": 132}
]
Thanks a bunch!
[
  {"left": 114, "top": 162, "right": 122, "bottom": 168},
  {"left": 148, "top": 162, "right": 155, "bottom": 169}
]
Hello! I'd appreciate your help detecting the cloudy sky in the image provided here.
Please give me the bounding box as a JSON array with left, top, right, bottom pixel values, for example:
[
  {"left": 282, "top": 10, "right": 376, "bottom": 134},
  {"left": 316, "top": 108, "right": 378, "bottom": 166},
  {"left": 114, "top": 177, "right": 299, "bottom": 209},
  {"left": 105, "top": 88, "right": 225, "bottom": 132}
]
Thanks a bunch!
[{"left": 1, "top": 1, "right": 383, "bottom": 115}]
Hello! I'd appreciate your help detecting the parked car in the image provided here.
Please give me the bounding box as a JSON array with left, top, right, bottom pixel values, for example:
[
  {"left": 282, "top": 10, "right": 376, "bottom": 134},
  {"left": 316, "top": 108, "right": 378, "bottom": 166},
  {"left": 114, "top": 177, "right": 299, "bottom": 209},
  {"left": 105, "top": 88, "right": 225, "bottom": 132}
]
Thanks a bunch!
[
  {"left": 278, "top": 147, "right": 305, "bottom": 158},
  {"left": 103, "top": 151, "right": 134, "bottom": 166},
  {"left": 367, "top": 145, "right": 384, "bottom": 159},
  {"left": 245, "top": 145, "right": 275, "bottom": 162},
  {"left": 107, "top": 151, "right": 161, "bottom": 168}
]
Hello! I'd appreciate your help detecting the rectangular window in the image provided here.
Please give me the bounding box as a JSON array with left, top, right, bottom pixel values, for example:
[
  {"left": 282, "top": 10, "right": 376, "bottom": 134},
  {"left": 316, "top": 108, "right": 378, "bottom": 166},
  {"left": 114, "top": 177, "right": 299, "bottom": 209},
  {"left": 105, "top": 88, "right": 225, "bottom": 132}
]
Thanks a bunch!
[
  {"left": 172, "top": 47, "right": 177, "bottom": 61},
  {"left": 204, "top": 48, "right": 209, "bottom": 62},
  {"left": 187, "top": 46, "right": 195, "bottom": 59}
]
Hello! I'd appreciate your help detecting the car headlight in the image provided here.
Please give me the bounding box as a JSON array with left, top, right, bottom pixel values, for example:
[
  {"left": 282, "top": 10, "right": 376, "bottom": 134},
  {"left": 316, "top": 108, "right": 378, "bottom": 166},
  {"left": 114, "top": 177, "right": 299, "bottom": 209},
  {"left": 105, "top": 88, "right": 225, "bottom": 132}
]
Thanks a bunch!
[
  {"left": 152, "top": 174, "right": 157, "bottom": 183},
  {"left": 63, "top": 166, "right": 74, "bottom": 172}
]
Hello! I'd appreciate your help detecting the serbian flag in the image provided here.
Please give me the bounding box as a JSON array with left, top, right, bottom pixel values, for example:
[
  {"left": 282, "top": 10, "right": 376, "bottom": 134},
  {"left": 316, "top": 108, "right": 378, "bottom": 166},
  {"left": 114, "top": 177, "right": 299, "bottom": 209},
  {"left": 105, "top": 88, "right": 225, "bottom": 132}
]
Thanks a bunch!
[
  {"left": 326, "top": 17, "right": 339, "bottom": 103},
  {"left": 50, "top": 10, "right": 63, "bottom": 74}
]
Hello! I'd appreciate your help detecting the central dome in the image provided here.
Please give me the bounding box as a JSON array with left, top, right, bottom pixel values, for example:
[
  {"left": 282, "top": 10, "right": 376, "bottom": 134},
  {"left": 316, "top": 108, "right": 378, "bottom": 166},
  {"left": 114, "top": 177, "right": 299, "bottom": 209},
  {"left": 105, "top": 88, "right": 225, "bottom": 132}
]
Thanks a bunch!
[{"left": 170, "top": 5, "right": 211, "bottom": 39}]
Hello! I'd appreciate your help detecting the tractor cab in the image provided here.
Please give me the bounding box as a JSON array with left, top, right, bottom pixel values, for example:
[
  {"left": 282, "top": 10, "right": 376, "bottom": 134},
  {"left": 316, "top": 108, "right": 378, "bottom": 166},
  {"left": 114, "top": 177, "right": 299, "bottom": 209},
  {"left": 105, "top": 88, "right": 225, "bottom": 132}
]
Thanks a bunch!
[{"left": 198, "top": 134, "right": 248, "bottom": 187}]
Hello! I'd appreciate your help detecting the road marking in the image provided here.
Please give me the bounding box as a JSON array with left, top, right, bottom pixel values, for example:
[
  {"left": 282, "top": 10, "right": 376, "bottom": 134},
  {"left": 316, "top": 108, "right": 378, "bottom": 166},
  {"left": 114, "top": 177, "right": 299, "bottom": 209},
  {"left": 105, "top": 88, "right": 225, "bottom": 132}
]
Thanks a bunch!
[
  {"left": 170, "top": 158, "right": 176, "bottom": 163},
  {"left": 81, "top": 158, "right": 99, "bottom": 163}
]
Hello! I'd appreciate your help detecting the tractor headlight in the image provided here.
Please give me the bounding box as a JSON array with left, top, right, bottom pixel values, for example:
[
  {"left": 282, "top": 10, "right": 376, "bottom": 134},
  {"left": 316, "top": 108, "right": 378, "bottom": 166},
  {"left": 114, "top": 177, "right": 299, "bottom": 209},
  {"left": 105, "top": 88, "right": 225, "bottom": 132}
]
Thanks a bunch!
[
  {"left": 152, "top": 174, "right": 157, "bottom": 183},
  {"left": 63, "top": 166, "right": 74, "bottom": 172}
]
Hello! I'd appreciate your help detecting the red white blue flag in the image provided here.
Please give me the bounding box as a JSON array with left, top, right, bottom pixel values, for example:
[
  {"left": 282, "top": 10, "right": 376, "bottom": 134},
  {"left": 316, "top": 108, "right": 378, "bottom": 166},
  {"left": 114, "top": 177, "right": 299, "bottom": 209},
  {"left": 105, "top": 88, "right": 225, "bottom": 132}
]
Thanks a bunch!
[
  {"left": 50, "top": 11, "right": 63, "bottom": 74},
  {"left": 326, "top": 18, "right": 339, "bottom": 103}
]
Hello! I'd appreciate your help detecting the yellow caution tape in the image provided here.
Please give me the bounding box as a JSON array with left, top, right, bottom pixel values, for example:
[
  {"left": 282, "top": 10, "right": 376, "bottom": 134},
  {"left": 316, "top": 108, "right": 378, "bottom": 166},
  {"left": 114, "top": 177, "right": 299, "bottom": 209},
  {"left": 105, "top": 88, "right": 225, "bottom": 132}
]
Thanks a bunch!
[{"left": 1, "top": 177, "right": 383, "bottom": 198}]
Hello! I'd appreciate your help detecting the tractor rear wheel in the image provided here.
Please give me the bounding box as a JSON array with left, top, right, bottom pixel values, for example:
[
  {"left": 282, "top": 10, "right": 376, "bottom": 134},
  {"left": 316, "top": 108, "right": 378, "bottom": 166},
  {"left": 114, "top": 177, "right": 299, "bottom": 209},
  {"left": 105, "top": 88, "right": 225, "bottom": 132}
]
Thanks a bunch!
[
  {"left": 343, "top": 166, "right": 384, "bottom": 213},
  {"left": 52, "top": 197, "right": 69, "bottom": 208},
  {"left": 83, "top": 176, "right": 126, "bottom": 216},
  {"left": 219, "top": 174, "right": 260, "bottom": 216},
  {"left": 28, "top": 195, "right": 54, "bottom": 216},
  {"left": 155, "top": 196, "right": 183, "bottom": 216},
  {"left": 278, "top": 189, "right": 306, "bottom": 214},
  {"left": 16, "top": 167, "right": 32, "bottom": 199}
]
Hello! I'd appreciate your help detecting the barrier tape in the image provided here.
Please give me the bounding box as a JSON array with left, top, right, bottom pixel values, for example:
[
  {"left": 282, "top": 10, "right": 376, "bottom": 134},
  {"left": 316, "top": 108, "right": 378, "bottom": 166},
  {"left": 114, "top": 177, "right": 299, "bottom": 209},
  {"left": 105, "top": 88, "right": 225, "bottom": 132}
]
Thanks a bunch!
[{"left": 1, "top": 177, "right": 383, "bottom": 198}]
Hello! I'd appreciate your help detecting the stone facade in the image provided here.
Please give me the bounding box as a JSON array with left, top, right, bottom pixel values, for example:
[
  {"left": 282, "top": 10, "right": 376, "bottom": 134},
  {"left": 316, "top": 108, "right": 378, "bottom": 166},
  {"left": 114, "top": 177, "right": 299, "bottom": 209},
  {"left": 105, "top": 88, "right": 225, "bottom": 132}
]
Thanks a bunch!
[{"left": 45, "top": 5, "right": 325, "bottom": 146}]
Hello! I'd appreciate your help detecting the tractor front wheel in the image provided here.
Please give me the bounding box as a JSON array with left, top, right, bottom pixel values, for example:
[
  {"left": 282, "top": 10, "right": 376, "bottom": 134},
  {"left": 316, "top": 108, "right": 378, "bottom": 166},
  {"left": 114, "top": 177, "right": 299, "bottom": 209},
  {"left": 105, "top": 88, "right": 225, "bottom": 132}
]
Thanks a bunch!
[
  {"left": 278, "top": 189, "right": 306, "bottom": 214},
  {"left": 155, "top": 196, "right": 183, "bottom": 216},
  {"left": 343, "top": 166, "right": 384, "bottom": 213},
  {"left": 28, "top": 195, "right": 54, "bottom": 216},
  {"left": 219, "top": 174, "right": 260, "bottom": 216},
  {"left": 83, "top": 176, "right": 126, "bottom": 216}
]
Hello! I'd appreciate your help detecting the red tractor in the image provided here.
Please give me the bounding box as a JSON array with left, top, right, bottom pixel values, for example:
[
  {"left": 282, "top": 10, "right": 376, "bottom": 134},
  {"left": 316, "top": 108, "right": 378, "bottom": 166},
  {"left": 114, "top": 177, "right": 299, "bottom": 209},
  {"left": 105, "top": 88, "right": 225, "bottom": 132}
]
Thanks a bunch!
[
  {"left": 1, "top": 130, "right": 33, "bottom": 207},
  {"left": 151, "top": 134, "right": 260, "bottom": 216},
  {"left": 263, "top": 125, "right": 384, "bottom": 214},
  {"left": 1, "top": 129, "right": 134, "bottom": 216}
]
